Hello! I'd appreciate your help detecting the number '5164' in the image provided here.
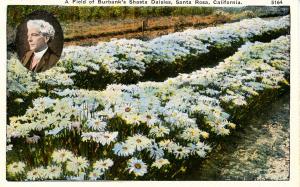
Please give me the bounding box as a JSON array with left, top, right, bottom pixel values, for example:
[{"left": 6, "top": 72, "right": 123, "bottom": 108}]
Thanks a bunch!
[{"left": 271, "top": 0, "right": 283, "bottom": 5}]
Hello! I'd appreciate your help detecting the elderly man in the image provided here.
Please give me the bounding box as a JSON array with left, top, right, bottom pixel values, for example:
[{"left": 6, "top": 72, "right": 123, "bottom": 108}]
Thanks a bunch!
[{"left": 21, "top": 19, "right": 59, "bottom": 73}]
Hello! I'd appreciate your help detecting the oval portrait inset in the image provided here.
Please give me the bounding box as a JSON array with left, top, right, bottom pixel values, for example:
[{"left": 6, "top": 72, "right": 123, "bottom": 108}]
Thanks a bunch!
[{"left": 16, "top": 10, "right": 64, "bottom": 73}]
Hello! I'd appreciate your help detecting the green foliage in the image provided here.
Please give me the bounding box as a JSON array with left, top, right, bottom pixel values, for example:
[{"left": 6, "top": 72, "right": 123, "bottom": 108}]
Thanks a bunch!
[
  {"left": 7, "top": 5, "right": 290, "bottom": 29},
  {"left": 171, "top": 7, "right": 214, "bottom": 16},
  {"left": 7, "top": 6, "right": 218, "bottom": 27}
]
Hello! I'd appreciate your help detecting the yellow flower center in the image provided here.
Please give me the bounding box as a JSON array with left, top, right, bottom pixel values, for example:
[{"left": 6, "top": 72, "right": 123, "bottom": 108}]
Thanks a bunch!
[
  {"left": 134, "top": 163, "right": 141, "bottom": 169},
  {"left": 125, "top": 107, "right": 131, "bottom": 112}
]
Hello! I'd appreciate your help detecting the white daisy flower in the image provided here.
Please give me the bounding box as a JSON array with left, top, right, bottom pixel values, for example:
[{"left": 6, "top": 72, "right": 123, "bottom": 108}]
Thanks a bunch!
[
  {"left": 172, "top": 145, "right": 190, "bottom": 159},
  {"left": 74, "top": 65, "right": 88, "bottom": 72},
  {"left": 45, "top": 165, "right": 62, "bottom": 180},
  {"left": 88, "top": 170, "right": 104, "bottom": 181},
  {"left": 196, "top": 149, "right": 207, "bottom": 158},
  {"left": 126, "top": 134, "right": 152, "bottom": 151},
  {"left": 66, "top": 156, "right": 89, "bottom": 174},
  {"left": 149, "top": 125, "right": 170, "bottom": 138},
  {"left": 147, "top": 142, "right": 164, "bottom": 159},
  {"left": 127, "top": 157, "right": 148, "bottom": 176},
  {"left": 32, "top": 97, "right": 55, "bottom": 110},
  {"left": 115, "top": 103, "right": 136, "bottom": 115},
  {"left": 26, "top": 167, "right": 46, "bottom": 181},
  {"left": 122, "top": 113, "right": 142, "bottom": 126},
  {"left": 52, "top": 149, "right": 74, "bottom": 164},
  {"left": 113, "top": 142, "right": 135, "bottom": 156},
  {"left": 143, "top": 113, "right": 161, "bottom": 127},
  {"left": 93, "top": 158, "right": 114, "bottom": 171},
  {"left": 215, "top": 124, "right": 231, "bottom": 136},
  {"left": 151, "top": 158, "right": 170, "bottom": 169},
  {"left": 180, "top": 127, "right": 201, "bottom": 142},
  {"left": 7, "top": 161, "right": 26, "bottom": 176},
  {"left": 87, "top": 118, "right": 107, "bottom": 131},
  {"left": 66, "top": 161, "right": 80, "bottom": 174},
  {"left": 97, "top": 107, "right": 115, "bottom": 119},
  {"left": 158, "top": 139, "right": 177, "bottom": 153},
  {"left": 53, "top": 99, "right": 73, "bottom": 116},
  {"left": 232, "top": 96, "right": 247, "bottom": 106},
  {"left": 188, "top": 142, "right": 211, "bottom": 158},
  {"left": 26, "top": 134, "right": 40, "bottom": 144},
  {"left": 94, "top": 131, "right": 118, "bottom": 146}
]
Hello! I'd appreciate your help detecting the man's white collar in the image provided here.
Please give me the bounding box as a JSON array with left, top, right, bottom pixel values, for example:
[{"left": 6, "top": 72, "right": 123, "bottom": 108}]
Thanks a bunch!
[{"left": 33, "top": 47, "right": 48, "bottom": 60}]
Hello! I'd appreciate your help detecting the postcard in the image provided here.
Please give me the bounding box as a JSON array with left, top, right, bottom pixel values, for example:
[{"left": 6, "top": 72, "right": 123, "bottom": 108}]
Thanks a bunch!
[{"left": 2, "top": 0, "right": 299, "bottom": 186}]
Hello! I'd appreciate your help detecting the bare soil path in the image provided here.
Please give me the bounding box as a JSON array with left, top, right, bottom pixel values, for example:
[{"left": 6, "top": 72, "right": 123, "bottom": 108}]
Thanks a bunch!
[
  {"left": 183, "top": 93, "right": 289, "bottom": 180},
  {"left": 62, "top": 14, "right": 243, "bottom": 46}
]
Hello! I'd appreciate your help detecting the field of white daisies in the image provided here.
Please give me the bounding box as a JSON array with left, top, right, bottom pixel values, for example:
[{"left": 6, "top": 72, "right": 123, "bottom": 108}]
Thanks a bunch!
[{"left": 7, "top": 15, "right": 290, "bottom": 181}]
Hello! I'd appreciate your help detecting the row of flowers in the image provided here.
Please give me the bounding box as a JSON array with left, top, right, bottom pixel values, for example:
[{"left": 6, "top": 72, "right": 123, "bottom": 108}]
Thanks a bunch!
[
  {"left": 7, "top": 35, "right": 290, "bottom": 180},
  {"left": 7, "top": 16, "right": 290, "bottom": 99},
  {"left": 7, "top": 53, "right": 75, "bottom": 117},
  {"left": 7, "top": 52, "right": 74, "bottom": 95},
  {"left": 58, "top": 16, "right": 290, "bottom": 88}
]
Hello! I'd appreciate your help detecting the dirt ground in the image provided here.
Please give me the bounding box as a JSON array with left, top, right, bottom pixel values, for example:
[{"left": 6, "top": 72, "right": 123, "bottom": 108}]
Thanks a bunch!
[
  {"left": 183, "top": 93, "right": 290, "bottom": 181},
  {"left": 62, "top": 14, "right": 239, "bottom": 46},
  {"left": 62, "top": 15, "right": 283, "bottom": 46}
]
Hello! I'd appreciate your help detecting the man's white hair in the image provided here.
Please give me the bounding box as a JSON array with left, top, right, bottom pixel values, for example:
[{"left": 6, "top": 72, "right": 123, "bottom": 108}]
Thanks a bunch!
[{"left": 27, "top": 19, "right": 55, "bottom": 40}]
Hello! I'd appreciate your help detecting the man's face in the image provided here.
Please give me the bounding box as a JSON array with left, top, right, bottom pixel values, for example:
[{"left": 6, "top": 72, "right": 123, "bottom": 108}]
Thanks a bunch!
[{"left": 27, "top": 26, "right": 49, "bottom": 52}]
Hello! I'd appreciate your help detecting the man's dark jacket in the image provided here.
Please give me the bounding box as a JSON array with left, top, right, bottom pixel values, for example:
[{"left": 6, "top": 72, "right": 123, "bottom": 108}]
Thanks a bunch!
[{"left": 21, "top": 48, "right": 59, "bottom": 73}]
